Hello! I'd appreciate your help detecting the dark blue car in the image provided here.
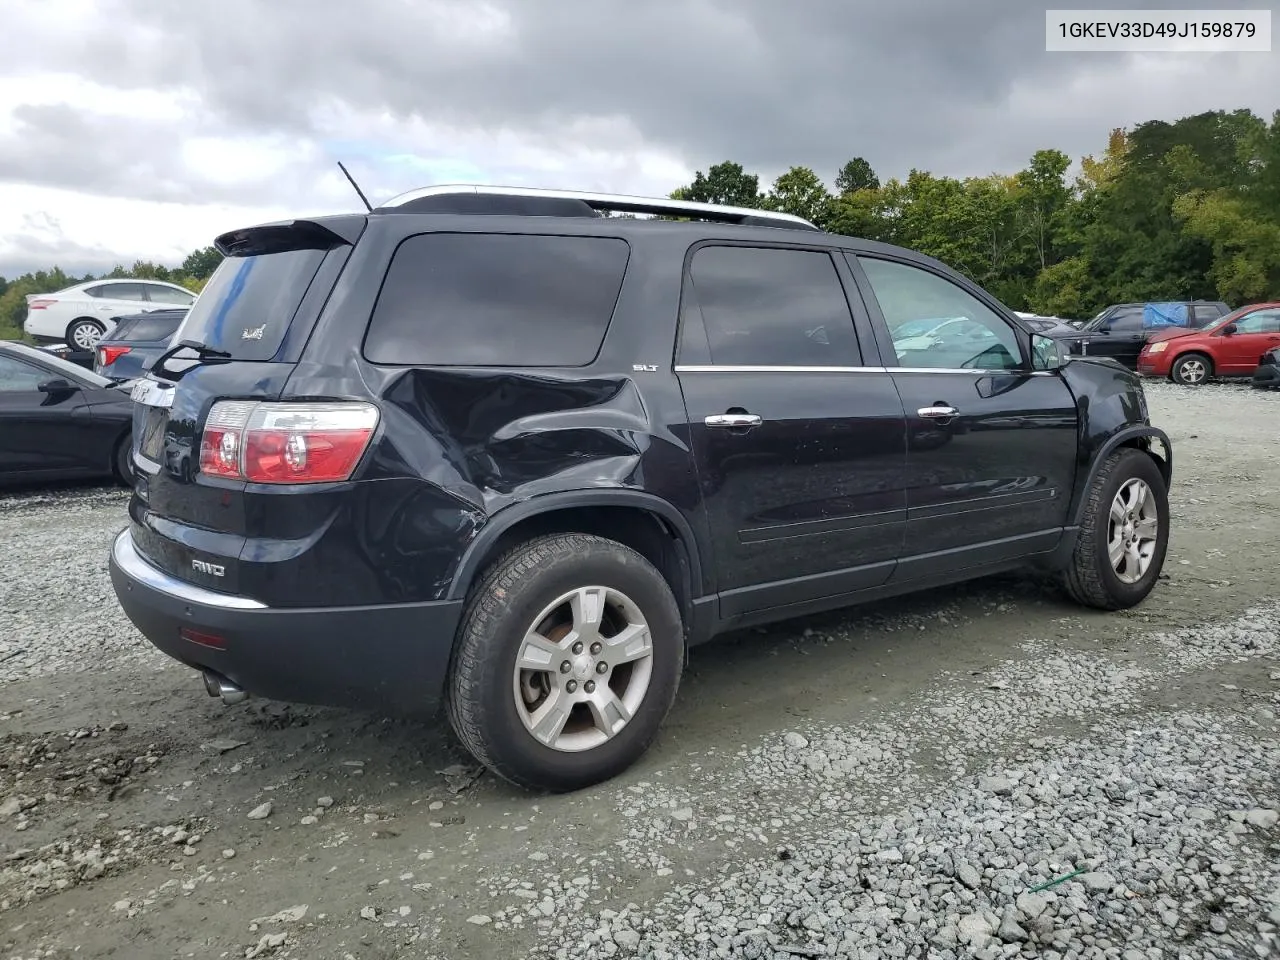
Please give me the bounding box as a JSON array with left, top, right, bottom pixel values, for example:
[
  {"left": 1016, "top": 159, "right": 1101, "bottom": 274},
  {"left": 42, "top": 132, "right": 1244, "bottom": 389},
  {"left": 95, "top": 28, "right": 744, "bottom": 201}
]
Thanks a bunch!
[{"left": 93, "top": 309, "right": 187, "bottom": 381}]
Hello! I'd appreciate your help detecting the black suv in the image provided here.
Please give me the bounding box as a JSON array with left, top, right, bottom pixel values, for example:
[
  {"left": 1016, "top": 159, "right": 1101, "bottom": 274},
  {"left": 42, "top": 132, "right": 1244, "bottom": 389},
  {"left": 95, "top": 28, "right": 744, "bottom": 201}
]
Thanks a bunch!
[
  {"left": 1056, "top": 300, "right": 1232, "bottom": 369},
  {"left": 109, "top": 186, "right": 1173, "bottom": 792}
]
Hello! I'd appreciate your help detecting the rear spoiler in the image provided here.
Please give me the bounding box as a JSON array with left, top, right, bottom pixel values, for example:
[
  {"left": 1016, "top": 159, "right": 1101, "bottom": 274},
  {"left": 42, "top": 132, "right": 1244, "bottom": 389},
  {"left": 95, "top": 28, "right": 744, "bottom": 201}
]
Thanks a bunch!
[{"left": 214, "top": 215, "right": 367, "bottom": 257}]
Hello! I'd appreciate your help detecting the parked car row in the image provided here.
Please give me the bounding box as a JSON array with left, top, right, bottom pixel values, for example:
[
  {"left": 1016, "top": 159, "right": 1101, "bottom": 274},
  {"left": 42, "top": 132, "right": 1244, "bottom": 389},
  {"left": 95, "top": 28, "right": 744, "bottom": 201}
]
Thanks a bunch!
[
  {"left": 1050, "top": 300, "right": 1234, "bottom": 370},
  {"left": 0, "top": 340, "right": 136, "bottom": 486},
  {"left": 24, "top": 278, "right": 195, "bottom": 349},
  {"left": 1, "top": 306, "right": 187, "bottom": 487}
]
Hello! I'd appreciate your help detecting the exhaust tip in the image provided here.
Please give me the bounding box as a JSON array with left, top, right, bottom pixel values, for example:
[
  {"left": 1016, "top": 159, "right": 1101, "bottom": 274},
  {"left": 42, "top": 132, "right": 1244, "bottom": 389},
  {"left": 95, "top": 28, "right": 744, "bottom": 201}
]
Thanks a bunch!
[{"left": 201, "top": 670, "right": 248, "bottom": 705}]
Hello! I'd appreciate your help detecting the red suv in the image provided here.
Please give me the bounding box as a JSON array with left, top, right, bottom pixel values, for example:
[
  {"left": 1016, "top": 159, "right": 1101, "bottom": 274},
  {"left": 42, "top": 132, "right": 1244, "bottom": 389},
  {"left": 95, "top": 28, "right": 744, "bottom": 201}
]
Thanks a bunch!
[{"left": 1138, "top": 302, "right": 1280, "bottom": 385}]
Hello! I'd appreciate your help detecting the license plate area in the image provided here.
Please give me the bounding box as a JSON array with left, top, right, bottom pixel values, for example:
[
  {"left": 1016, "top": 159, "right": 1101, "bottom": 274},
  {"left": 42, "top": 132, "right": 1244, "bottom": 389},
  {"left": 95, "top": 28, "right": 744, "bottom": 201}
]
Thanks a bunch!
[{"left": 139, "top": 406, "right": 169, "bottom": 462}]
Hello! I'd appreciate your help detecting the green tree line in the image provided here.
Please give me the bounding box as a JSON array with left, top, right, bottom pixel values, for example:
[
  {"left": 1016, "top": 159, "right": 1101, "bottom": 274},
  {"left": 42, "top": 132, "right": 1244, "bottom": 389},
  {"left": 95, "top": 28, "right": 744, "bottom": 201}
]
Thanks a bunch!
[
  {"left": 670, "top": 108, "right": 1280, "bottom": 317},
  {"left": 4, "top": 107, "right": 1278, "bottom": 342},
  {"left": 0, "top": 247, "right": 223, "bottom": 340}
]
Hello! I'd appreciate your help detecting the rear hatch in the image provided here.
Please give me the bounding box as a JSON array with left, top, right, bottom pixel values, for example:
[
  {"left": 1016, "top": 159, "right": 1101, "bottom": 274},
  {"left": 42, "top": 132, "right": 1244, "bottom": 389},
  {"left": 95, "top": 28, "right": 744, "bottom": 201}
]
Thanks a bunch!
[{"left": 127, "top": 216, "right": 367, "bottom": 598}]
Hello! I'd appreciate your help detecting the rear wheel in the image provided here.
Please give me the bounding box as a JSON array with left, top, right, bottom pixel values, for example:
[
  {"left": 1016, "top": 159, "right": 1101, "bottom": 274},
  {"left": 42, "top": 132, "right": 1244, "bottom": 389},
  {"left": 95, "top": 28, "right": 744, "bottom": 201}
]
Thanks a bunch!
[
  {"left": 1060, "top": 448, "right": 1168, "bottom": 610},
  {"left": 446, "top": 534, "right": 683, "bottom": 792},
  {"left": 1170, "top": 352, "right": 1211, "bottom": 385},
  {"left": 66, "top": 318, "right": 105, "bottom": 350}
]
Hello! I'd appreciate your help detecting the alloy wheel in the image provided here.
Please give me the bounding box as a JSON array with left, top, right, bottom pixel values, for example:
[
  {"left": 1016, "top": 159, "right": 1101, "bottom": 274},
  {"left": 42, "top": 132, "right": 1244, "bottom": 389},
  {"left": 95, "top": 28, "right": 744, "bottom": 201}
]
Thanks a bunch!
[
  {"left": 1107, "top": 478, "right": 1159, "bottom": 584},
  {"left": 511, "top": 585, "right": 654, "bottom": 752}
]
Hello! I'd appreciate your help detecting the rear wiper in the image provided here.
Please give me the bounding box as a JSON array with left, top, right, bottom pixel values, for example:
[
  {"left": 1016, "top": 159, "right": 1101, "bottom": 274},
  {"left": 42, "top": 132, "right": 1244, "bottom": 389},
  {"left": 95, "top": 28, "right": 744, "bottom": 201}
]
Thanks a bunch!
[{"left": 148, "top": 339, "right": 233, "bottom": 381}]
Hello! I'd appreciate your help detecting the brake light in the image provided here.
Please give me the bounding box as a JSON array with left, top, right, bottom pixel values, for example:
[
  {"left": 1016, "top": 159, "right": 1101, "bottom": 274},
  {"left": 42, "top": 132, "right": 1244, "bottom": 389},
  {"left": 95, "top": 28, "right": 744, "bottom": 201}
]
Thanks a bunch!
[
  {"left": 27, "top": 299, "right": 54, "bottom": 310},
  {"left": 198, "top": 401, "right": 379, "bottom": 484},
  {"left": 99, "top": 345, "right": 131, "bottom": 366}
]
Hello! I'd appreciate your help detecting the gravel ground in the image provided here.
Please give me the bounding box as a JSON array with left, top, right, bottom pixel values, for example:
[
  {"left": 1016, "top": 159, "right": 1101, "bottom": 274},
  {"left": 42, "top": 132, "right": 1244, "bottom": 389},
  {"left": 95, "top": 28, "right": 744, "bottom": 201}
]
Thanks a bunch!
[{"left": 2, "top": 379, "right": 1279, "bottom": 960}]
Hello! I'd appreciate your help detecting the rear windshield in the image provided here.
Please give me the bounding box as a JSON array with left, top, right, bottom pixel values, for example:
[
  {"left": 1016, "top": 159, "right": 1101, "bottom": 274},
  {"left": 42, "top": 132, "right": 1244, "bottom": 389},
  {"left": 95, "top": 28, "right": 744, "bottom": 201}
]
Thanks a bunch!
[
  {"left": 363, "top": 233, "right": 630, "bottom": 366},
  {"left": 170, "top": 249, "right": 327, "bottom": 361},
  {"left": 114, "top": 312, "right": 186, "bottom": 343}
]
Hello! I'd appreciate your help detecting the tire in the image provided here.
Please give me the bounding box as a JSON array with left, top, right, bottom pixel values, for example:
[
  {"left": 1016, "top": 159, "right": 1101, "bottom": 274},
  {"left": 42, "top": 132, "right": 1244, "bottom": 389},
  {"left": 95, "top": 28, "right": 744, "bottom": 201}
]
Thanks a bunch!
[
  {"left": 446, "top": 533, "right": 684, "bottom": 792},
  {"left": 1170, "top": 352, "right": 1211, "bottom": 386},
  {"left": 66, "top": 318, "right": 105, "bottom": 350},
  {"left": 113, "top": 433, "right": 134, "bottom": 486},
  {"left": 1060, "top": 448, "right": 1169, "bottom": 610}
]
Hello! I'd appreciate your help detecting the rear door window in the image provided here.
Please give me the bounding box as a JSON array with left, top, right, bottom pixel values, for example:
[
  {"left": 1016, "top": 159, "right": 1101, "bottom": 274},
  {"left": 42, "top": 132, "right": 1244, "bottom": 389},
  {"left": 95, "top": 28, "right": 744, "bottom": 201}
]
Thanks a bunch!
[
  {"left": 170, "top": 249, "right": 328, "bottom": 361},
  {"left": 1192, "top": 304, "right": 1223, "bottom": 325},
  {"left": 680, "top": 245, "right": 861, "bottom": 367},
  {"left": 96, "top": 282, "right": 148, "bottom": 302},
  {"left": 363, "top": 233, "right": 630, "bottom": 366},
  {"left": 145, "top": 285, "right": 196, "bottom": 306}
]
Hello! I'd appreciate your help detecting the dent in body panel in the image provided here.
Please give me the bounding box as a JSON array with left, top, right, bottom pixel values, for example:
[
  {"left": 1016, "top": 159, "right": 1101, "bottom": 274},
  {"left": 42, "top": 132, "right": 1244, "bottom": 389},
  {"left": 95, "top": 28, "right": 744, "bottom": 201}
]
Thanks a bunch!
[
  {"left": 374, "top": 368, "right": 650, "bottom": 501},
  {"left": 1059, "top": 357, "right": 1168, "bottom": 521},
  {"left": 322, "top": 366, "right": 687, "bottom": 602},
  {"left": 1060, "top": 358, "right": 1150, "bottom": 463}
]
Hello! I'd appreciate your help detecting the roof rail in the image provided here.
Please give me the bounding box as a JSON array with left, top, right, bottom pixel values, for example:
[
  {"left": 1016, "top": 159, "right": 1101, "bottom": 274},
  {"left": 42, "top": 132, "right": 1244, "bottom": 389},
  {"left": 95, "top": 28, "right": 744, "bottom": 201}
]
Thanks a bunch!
[{"left": 374, "top": 184, "right": 820, "bottom": 231}]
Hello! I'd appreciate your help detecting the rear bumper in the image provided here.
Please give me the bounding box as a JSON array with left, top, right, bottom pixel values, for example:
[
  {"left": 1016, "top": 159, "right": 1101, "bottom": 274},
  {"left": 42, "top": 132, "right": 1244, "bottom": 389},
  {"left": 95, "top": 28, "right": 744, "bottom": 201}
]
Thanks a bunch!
[{"left": 108, "top": 529, "right": 463, "bottom": 714}]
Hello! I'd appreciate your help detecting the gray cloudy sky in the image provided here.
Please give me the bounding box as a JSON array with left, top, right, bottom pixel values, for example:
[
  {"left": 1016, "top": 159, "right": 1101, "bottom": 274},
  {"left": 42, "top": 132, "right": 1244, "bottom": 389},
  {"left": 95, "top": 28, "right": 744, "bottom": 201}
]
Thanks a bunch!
[{"left": 2, "top": 0, "right": 1278, "bottom": 277}]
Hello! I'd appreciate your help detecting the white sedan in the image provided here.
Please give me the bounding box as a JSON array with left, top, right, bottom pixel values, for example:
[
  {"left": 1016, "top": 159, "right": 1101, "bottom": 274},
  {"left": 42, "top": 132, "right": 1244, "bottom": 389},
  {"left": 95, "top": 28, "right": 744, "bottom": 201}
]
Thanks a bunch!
[{"left": 23, "top": 279, "right": 197, "bottom": 349}]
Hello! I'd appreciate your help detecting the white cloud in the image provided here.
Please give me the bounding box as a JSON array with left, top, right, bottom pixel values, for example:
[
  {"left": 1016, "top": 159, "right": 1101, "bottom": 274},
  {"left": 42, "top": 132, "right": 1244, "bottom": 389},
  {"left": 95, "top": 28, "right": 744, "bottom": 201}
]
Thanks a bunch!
[{"left": 1, "top": 0, "right": 1277, "bottom": 280}]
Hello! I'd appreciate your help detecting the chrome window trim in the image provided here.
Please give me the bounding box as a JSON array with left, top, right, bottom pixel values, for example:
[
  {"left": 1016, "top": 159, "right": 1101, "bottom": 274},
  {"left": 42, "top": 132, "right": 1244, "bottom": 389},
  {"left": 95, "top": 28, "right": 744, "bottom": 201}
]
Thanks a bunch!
[{"left": 673, "top": 364, "right": 1054, "bottom": 375}]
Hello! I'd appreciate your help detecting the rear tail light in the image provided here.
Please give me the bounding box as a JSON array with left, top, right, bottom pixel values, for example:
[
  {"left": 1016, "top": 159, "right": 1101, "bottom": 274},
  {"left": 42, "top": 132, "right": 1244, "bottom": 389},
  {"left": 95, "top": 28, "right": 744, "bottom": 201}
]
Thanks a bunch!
[
  {"left": 198, "top": 401, "right": 379, "bottom": 484},
  {"left": 99, "top": 345, "right": 131, "bottom": 366},
  {"left": 27, "top": 299, "right": 55, "bottom": 310}
]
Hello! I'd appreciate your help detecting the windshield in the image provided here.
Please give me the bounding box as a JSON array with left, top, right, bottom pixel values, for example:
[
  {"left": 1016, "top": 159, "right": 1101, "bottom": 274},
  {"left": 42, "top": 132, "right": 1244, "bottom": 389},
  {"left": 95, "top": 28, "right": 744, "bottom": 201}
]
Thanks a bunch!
[
  {"left": 9, "top": 342, "right": 114, "bottom": 388},
  {"left": 170, "top": 248, "right": 328, "bottom": 361}
]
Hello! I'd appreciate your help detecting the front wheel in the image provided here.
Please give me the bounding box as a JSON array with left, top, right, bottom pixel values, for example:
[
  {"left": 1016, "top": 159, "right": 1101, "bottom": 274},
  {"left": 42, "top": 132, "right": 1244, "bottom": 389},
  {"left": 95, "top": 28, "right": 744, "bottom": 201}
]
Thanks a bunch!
[
  {"left": 1060, "top": 448, "right": 1169, "bottom": 610},
  {"left": 446, "top": 534, "right": 684, "bottom": 792},
  {"left": 1171, "top": 352, "right": 1211, "bottom": 385}
]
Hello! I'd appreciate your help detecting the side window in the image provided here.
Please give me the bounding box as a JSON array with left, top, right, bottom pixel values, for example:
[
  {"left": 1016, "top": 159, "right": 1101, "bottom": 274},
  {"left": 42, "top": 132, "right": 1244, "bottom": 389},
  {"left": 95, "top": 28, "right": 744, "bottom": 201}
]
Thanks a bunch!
[
  {"left": 854, "top": 256, "right": 1022, "bottom": 370},
  {"left": 1234, "top": 309, "right": 1280, "bottom": 334},
  {"left": 0, "top": 355, "right": 49, "bottom": 392},
  {"left": 683, "top": 246, "right": 860, "bottom": 367},
  {"left": 1105, "top": 308, "right": 1145, "bottom": 332},
  {"left": 98, "top": 282, "right": 147, "bottom": 302},
  {"left": 85, "top": 285, "right": 106, "bottom": 299},
  {"left": 364, "top": 233, "right": 629, "bottom": 366},
  {"left": 1192, "top": 304, "right": 1222, "bottom": 325},
  {"left": 146, "top": 285, "right": 195, "bottom": 305}
]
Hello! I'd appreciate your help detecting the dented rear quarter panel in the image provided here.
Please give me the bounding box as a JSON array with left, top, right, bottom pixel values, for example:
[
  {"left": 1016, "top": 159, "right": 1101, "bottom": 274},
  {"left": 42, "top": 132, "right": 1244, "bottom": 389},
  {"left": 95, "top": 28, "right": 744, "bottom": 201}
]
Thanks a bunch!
[{"left": 285, "top": 217, "right": 711, "bottom": 605}]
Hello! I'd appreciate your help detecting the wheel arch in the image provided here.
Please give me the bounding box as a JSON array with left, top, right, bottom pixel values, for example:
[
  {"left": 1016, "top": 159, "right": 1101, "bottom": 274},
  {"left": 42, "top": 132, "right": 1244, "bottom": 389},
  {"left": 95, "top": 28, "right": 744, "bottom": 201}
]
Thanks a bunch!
[
  {"left": 447, "top": 491, "right": 707, "bottom": 628},
  {"left": 1171, "top": 348, "right": 1214, "bottom": 375},
  {"left": 1070, "top": 426, "right": 1172, "bottom": 527}
]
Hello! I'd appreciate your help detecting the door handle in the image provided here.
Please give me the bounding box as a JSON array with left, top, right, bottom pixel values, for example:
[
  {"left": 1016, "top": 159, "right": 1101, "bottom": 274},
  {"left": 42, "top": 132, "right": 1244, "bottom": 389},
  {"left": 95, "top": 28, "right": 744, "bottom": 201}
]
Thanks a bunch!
[
  {"left": 917, "top": 405, "right": 959, "bottom": 419},
  {"left": 705, "top": 413, "right": 762, "bottom": 428}
]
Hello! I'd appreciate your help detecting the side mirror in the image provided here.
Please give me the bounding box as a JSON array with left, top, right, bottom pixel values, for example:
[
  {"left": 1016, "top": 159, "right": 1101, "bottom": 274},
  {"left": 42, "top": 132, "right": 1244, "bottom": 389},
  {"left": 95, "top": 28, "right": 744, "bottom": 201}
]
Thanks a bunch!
[
  {"left": 1031, "top": 334, "right": 1068, "bottom": 371},
  {"left": 1220, "top": 323, "right": 1237, "bottom": 336},
  {"left": 37, "top": 378, "right": 78, "bottom": 395}
]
